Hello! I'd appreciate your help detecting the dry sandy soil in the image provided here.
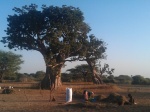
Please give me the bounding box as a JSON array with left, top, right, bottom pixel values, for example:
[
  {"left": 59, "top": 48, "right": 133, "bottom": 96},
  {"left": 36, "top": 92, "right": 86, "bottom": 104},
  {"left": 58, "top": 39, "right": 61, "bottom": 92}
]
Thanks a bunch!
[{"left": 0, "top": 82, "right": 150, "bottom": 112}]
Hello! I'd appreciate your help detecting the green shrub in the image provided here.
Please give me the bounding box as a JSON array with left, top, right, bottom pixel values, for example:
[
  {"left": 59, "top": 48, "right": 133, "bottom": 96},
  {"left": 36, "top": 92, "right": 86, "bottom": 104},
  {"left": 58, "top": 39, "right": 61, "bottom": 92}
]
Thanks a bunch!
[
  {"left": 2, "top": 88, "right": 14, "bottom": 94},
  {"left": 132, "top": 75, "right": 150, "bottom": 85},
  {"left": 73, "top": 90, "right": 83, "bottom": 99}
]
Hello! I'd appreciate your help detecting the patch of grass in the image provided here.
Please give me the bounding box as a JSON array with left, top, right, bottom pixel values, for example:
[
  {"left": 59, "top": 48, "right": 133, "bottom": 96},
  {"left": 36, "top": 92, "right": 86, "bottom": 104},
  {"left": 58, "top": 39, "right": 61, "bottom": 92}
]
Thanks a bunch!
[
  {"left": 73, "top": 90, "right": 83, "bottom": 99},
  {"left": 67, "top": 102, "right": 99, "bottom": 109}
]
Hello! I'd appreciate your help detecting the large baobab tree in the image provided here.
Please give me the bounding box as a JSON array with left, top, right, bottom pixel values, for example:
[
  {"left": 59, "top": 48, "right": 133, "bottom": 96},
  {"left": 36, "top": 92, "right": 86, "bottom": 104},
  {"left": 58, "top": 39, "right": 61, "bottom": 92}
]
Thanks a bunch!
[{"left": 1, "top": 4, "right": 91, "bottom": 89}]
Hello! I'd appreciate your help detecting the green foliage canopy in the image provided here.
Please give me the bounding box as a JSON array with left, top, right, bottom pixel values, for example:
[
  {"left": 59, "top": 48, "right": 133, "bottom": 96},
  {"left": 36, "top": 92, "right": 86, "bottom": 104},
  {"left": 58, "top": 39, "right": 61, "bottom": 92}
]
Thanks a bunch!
[
  {"left": 65, "top": 64, "right": 93, "bottom": 82},
  {"left": 1, "top": 4, "right": 92, "bottom": 65},
  {"left": 34, "top": 71, "right": 45, "bottom": 81},
  {"left": 132, "top": 75, "right": 150, "bottom": 85},
  {"left": 0, "top": 50, "right": 24, "bottom": 80}
]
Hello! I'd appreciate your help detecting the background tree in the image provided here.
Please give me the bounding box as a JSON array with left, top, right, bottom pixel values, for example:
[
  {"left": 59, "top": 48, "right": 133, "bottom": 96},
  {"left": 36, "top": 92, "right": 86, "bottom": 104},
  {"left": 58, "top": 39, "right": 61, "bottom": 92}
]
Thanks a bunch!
[
  {"left": 61, "top": 72, "right": 72, "bottom": 82},
  {"left": 143, "top": 78, "right": 150, "bottom": 85},
  {"left": 98, "top": 63, "right": 114, "bottom": 76},
  {"left": 1, "top": 4, "right": 92, "bottom": 89},
  {"left": 66, "top": 64, "right": 93, "bottom": 82},
  {"left": 73, "top": 34, "right": 108, "bottom": 84},
  {"left": 0, "top": 50, "right": 23, "bottom": 82},
  {"left": 132, "top": 75, "right": 148, "bottom": 85},
  {"left": 34, "top": 71, "right": 45, "bottom": 81},
  {"left": 115, "top": 75, "right": 132, "bottom": 84},
  {"left": 95, "top": 62, "right": 115, "bottom": 84},
  {"left": 85, "top": 35, "right": 107, "bottom": 84}
]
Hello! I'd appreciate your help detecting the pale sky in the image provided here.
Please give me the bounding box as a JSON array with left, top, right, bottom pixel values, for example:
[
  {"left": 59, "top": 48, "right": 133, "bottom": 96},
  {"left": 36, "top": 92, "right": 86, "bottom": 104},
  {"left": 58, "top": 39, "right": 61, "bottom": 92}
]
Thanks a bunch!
[{"left": 0, "top": 0, "right": 150, "bottom": 78}]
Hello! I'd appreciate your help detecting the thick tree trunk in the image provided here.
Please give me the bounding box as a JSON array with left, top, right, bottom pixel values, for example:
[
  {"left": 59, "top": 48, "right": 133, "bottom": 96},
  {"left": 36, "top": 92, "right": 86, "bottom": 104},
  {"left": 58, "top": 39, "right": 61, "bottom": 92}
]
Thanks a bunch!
[
  {"left": 86, "top": 60, "right": 103, "bottom": 84},
  {"left": 41, "top": 66, "right": 62, "bottom": 89},
  {"left": 41, "top": 74, "right": 49, "bottom": 89},
  {"left": 0, "top": 73, "right": 3, "bottom": 83},
  {"left": 55, "top": 75, "right": 62, "bottom": 87},
  {"left": 0, "top": 78, "right": 2, "bottom": 83},
  {"left": 92, "top": 69, "right": 103, "bottom": 84}
]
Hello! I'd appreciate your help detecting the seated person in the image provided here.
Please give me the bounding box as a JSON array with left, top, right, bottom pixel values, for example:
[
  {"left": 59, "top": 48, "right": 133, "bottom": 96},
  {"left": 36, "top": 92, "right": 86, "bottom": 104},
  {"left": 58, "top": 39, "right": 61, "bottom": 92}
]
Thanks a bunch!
[
  {"left": 83, "top": 90, "right": 94, "bottom": 101},
  {"left": 128, "top": 93, "right": 135, "bottom": 105}
]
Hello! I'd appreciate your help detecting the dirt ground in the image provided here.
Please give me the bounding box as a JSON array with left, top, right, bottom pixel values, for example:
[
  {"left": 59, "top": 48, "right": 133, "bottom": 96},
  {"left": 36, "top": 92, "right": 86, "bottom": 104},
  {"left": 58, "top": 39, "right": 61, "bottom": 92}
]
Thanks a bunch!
[{"left": 0, "top": 82, "right": 150, "bottom": 112}]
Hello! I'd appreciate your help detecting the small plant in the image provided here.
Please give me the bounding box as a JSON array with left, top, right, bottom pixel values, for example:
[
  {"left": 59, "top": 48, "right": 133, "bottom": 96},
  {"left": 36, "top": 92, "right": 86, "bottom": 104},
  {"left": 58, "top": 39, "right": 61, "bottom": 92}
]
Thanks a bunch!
[
  {"left": 94, "top": 94, "right": 106, "bottom": 101},
  {"left": 73, "top": 90, "right": 83, "bottom": 99},
  {"left": 2, "top": 88, "right": 14, "bottom": 94}
]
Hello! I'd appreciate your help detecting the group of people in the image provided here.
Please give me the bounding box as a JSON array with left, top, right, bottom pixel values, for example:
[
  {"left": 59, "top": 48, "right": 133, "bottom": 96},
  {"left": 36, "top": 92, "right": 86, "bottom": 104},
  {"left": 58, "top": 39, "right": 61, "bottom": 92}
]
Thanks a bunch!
[{"left": 83, "top": 90, "right": 135, "bottom": 105}]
